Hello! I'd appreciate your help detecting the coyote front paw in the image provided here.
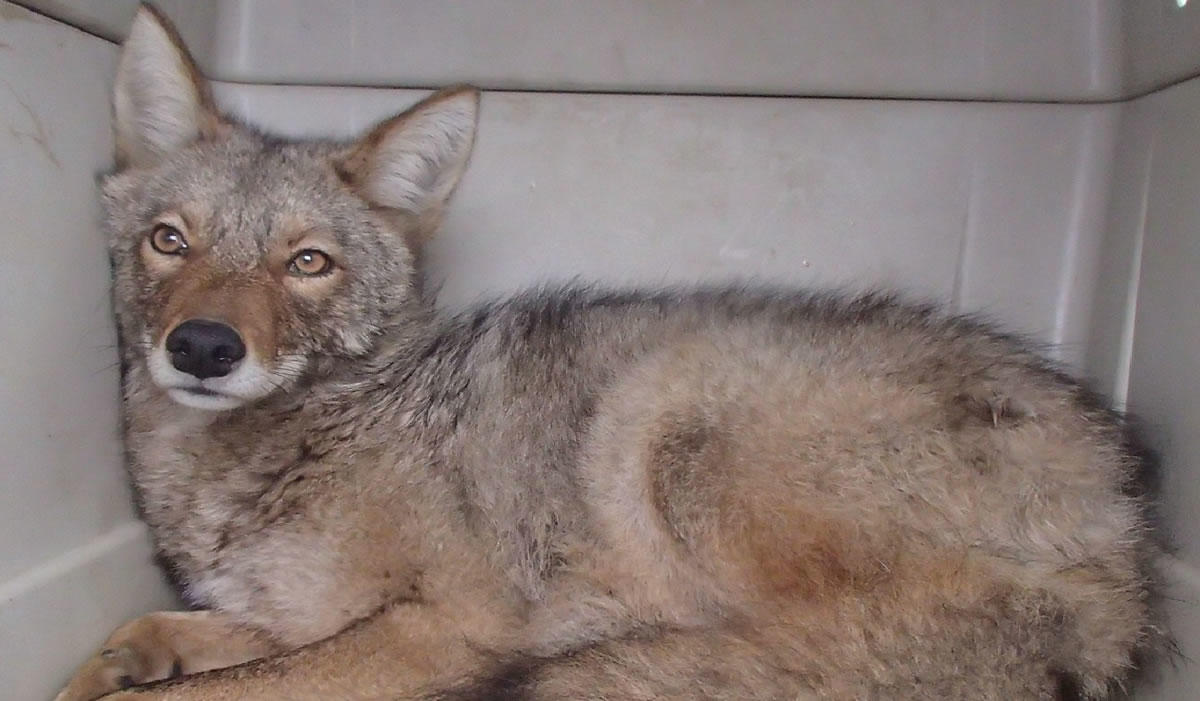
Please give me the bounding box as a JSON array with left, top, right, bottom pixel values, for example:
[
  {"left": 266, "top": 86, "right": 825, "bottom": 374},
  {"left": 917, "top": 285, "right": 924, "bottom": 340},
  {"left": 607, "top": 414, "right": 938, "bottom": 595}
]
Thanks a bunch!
[
  {"left": 54, "top": 642, "right": 178, "bottom": 701},
  {"left": 54, "top": 610, "right": 279, "bottom": 701},
  {"left": 54, "top": 612, "right": 191, "bottom": 701}
]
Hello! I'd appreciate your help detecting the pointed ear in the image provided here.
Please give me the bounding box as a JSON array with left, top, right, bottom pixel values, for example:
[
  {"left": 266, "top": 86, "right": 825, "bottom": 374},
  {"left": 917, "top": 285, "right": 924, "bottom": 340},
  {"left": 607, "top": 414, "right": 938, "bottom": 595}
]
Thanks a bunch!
[
  {"left": 114, "top": 4, "right": 225, "bottom": 168},
  {"left": 337, "top": 86, "right": 480, "bottom": 243}
]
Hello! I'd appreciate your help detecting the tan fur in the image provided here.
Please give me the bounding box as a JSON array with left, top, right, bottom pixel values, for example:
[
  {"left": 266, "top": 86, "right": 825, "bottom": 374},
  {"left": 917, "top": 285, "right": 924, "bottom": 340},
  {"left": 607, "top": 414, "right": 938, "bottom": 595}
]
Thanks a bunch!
[
  {"left": 54, "top": 6, "right": 1160, "bottom": 701},
  {"left": 55, "top": 612, "right": 279, "bottom": 699}
]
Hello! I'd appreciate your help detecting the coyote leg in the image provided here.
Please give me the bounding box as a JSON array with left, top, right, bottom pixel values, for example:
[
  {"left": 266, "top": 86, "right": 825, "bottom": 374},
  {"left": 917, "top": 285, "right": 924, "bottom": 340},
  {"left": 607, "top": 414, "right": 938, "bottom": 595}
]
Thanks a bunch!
[
  {"left": 93, "top": 600, "right": 516, "bottom": 701},
  {"left": 55, "top": 610, "right": 278, "bottom": 701}
]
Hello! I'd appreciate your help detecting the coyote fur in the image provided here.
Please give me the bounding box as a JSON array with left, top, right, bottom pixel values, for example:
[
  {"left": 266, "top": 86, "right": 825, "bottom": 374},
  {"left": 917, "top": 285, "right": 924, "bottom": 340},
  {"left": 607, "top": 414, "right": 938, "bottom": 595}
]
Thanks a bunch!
[{"left": 57, "top": 5, "right": 1158, "bottom": 700}]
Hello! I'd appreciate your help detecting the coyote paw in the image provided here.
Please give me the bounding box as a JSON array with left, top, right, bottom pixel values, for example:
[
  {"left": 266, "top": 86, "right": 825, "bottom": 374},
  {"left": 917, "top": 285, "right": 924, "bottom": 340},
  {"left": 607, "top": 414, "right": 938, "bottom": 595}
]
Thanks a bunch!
[
  {"left": 54, "top": 639, "right": 179, "bottom": 701},
  {"left": 54, "top": 610, "right": 278, "bottom": 701}
]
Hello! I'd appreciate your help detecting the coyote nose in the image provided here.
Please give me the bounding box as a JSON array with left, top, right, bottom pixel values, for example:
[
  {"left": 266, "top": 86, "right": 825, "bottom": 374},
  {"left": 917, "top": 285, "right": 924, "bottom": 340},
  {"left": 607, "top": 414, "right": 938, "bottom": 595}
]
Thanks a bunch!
[{"left": 165, "top": 320, "right": 246, "bottom": 380}]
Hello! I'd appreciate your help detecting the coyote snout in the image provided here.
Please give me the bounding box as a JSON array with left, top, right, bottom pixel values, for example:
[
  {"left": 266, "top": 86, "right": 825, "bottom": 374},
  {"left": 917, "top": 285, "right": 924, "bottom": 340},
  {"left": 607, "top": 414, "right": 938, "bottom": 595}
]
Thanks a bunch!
[
  {"left": 146, "top": 324, "right": 292, "bottom": 410},
  {"left": 165, "top": 320, "right": 246, "bottom": 380},
  {"left": 141, "top": 257, "right": 298, "bottom": 411},
  {"left": 144, "top": 267, "right": 303, "bottom": 411},
  {"left": 147, "top": 309, "right": 303, "bottom": 410}
]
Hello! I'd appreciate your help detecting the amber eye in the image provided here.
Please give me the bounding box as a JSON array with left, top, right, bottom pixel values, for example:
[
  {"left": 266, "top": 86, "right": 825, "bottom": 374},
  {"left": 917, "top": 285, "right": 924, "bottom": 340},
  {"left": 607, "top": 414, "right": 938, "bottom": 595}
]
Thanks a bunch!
[
  {"left": 288, "top": 249, "right": 333, "bottom": 277},
  {"left": 149, "top": 224, "right": 188, "bottom": 255}
]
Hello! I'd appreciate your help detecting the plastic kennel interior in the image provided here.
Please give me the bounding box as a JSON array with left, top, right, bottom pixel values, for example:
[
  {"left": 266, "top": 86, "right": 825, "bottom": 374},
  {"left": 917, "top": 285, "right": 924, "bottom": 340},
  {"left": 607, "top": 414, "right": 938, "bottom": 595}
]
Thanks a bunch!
[{"left": 2, "top": 1, "right": 1199, "bottom": 698}]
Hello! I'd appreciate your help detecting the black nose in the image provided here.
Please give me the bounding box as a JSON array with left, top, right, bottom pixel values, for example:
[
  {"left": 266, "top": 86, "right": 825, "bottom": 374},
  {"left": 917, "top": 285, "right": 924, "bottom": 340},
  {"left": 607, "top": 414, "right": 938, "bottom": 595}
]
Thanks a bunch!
[{"left": 165, "top": 320, "right": 246, "bottom": 380}]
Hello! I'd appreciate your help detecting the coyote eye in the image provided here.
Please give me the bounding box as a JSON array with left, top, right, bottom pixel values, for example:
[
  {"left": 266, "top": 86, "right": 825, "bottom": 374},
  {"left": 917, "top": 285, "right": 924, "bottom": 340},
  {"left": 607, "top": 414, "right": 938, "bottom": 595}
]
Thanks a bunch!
[
  {"left": 288, "top": 249, "right": 333, "bottom": 277},
  {"left": 149, "top": 224, "right": 188, "bottom": 255}
]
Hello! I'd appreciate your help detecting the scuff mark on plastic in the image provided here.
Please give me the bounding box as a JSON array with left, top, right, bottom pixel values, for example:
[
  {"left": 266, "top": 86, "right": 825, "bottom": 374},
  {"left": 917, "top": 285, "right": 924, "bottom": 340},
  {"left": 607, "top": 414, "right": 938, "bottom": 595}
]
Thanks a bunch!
[{"left": 4, "top": 81, "right": 61, "bottom": 169}]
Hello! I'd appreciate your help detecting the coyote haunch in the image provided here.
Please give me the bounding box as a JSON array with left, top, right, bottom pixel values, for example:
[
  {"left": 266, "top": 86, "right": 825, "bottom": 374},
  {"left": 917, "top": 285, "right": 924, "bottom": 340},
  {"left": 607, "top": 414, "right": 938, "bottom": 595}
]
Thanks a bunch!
[{"left": 57, "top": 5, "right": 1158, "bottom": 700}]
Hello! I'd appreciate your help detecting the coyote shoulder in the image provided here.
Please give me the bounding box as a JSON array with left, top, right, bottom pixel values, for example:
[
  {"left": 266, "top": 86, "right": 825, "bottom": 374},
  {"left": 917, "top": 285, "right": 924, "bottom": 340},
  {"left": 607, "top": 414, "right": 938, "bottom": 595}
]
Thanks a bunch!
[{"left": 56, "top": 6, "right": 1158, "bottom": 700}]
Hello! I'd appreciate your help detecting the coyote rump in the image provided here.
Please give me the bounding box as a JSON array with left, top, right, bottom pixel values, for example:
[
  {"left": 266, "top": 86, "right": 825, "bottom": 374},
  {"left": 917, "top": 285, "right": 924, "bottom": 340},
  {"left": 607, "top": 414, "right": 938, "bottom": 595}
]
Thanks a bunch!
[{"left": 56, "top": 5, "right": 1158, "bottom": 700}]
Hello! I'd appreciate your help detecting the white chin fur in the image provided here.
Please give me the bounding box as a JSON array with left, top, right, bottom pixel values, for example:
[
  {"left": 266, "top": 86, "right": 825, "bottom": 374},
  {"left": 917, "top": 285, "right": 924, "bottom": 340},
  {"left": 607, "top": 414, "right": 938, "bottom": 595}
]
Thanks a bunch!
[
  {"left": 147, "top": 346, "right": 307, "bottom": 411},
  {"left": 167, "top": 388, "right": 247, "bottom": 411}
]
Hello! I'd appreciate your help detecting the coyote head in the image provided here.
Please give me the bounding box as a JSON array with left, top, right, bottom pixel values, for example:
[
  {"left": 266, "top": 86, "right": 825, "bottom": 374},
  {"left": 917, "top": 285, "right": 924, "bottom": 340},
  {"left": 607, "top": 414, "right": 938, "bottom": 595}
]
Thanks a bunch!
[{"left": 103, "top": 6, "right": 478, "bottom": 410}]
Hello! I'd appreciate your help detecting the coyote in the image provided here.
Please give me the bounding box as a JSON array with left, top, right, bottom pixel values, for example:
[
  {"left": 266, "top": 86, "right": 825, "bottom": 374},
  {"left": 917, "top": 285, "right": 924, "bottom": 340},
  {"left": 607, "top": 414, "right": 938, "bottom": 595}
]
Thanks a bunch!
[{"left": 57, "top": 5, "right": 1158, "bottom": 700}]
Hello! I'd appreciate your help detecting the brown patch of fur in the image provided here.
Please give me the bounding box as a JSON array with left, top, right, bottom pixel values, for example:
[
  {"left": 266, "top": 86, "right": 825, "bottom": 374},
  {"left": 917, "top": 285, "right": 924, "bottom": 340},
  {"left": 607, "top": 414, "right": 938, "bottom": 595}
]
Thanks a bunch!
[
  {"left": 646, "top": 411, "right": 728, "bottom": 547},
  {"left": 156, "top": 262, "right": 281, "bottom": 364}
]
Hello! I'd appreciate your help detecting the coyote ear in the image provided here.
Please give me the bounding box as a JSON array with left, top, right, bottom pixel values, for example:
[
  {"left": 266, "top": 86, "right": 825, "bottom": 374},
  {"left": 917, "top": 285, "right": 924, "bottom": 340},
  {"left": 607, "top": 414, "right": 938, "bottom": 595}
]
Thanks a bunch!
[
  {"left": 338, "top": 86, "right": 480, "bottom": 244},
  {"left": 114, "top": 4, "right": 225, "bottom": 168}
]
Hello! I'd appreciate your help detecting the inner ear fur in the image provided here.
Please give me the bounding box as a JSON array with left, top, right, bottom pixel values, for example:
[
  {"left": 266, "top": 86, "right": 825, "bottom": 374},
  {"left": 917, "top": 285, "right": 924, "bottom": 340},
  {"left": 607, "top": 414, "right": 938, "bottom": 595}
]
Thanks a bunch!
[
  {"left": 336, "top": 86, "right": 481, "bottom": 250},
  {"left": 113, "top": 3, "right": 229, "bottom": 168}
]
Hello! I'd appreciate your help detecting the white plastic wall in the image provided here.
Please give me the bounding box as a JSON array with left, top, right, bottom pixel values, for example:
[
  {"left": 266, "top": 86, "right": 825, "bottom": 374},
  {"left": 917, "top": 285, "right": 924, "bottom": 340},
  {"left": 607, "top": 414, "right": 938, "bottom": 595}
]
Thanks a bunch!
[
  {"left": 0, "top": 6, "right": 177, "bottom": 700},
  {"left": 1123, "top": 76, "right": 1200, "bottom": 701},
  {"left": 25, "top": 0, "right": 1200, "bottom": 101},
  {"left": 2, "top": 2, "right": 1197, "bottom": 698}
]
